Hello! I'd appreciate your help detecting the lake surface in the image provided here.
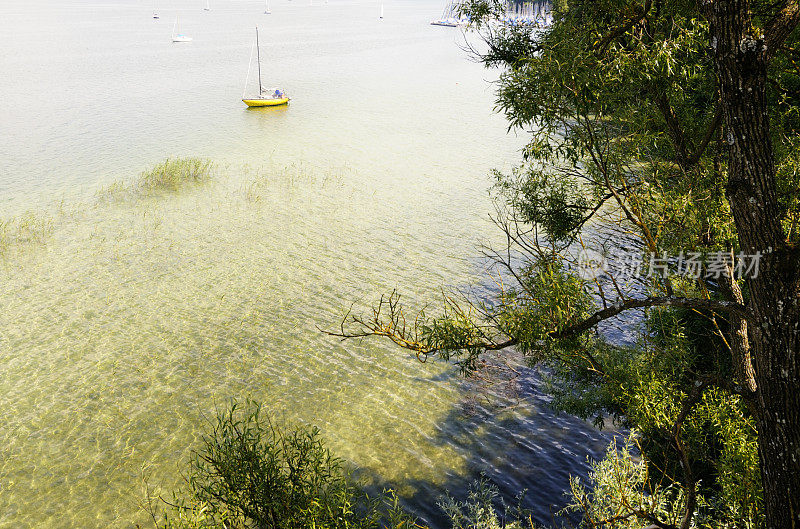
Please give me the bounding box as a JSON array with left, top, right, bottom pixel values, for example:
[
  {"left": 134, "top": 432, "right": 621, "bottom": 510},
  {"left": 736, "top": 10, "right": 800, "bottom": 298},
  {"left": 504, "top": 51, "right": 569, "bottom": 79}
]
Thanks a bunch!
[{"left": 0, "top": 1, "right": 616, "bottom": 527}]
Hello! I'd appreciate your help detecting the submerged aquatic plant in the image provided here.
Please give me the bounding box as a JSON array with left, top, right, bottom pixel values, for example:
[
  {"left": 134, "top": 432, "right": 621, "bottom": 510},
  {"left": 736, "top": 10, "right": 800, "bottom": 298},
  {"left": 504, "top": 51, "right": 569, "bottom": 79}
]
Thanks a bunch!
[
  {"left": 0, "top": 211, "right": 54, "bottom": 255},
  {"left": 239, "top": 162, "right": 352, "bottom": 204},
  {"left": 138, "top": 158, "right": 214, "bottom": 192},
  {"left": 99, "top": 158, "right": 215, "bottom": 200}
]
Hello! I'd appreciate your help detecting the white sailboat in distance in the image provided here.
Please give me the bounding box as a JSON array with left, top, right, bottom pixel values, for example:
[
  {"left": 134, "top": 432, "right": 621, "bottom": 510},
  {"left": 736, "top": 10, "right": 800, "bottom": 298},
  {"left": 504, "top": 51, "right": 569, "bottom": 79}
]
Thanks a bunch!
[
  {"left": 265, "top": 0, "right": 271, "bottom": 14},
  {"left": 172, "top": 16, "right": 192, "bottom": 42},
  {"left": 204, "top": 0, "right": 210, "bottom": 11}
]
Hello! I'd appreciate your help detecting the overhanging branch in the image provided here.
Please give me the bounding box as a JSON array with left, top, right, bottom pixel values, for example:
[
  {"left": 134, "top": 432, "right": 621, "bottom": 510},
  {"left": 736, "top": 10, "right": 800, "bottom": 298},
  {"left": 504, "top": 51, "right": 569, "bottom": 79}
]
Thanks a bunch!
[{"left": 550, "top": 296, "right": 750, "bottom": 338}]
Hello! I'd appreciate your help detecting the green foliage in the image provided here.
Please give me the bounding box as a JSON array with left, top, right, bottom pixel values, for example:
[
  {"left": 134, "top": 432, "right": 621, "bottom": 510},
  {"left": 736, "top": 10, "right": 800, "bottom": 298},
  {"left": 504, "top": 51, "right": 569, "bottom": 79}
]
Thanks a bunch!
[
  {"left": 449, "top": 6, "right": 786, "bottom": 526},
  {"left": 441, "top": 432, "right": 757, "bottom": 529},
  {"left": 566, "top": 435, "right": 692, "bottom": 529},
  {"left": 417, "top": 258, "right": 596, "bottom": 373},
  {"left": 540, "top": 338, "right": 632, "bottom": 426},
  {"left": 439, "top": 478, "right": 538, "bottom": 529},
  {"left": 493, "top": 258, "right": 595, "bottom": 353},
  {"left": 776, "top": 135, "right": 800, "bottom": 242},
  {"left": 154, "top": 400, "right": 419, "bottom": 529},
  {"left": 430, "top": 0, "right": 779, "bottom": 522},
  {"left": 565, "top": 428, "right": 761, "bottom": 529},
  {"left": 338, "top": 0, "right": 800, "bottom": 526},
  {"left": 492, "top": 167, "right": 589, "bottom": 243},
  {"left": 542, "top": 308, "right": 763, "bottom": 527},
  {"left": 422, "top": 302, "right": 491, "bottom": 369}
]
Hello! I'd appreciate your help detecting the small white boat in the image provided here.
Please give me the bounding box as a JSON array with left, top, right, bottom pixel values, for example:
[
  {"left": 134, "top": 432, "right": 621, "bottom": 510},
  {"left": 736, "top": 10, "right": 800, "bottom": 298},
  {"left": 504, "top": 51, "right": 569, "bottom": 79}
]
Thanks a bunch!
[
  {"left": 430, "top": 17, "right": 459, "bottom": 26},
  {"left": 265, "top": 0, "right": 271, "bottom": 13},
  {"left": 172, "top": 16, "right": 192, "bottom": 42},
  {"left": 380, "top": 3, "right": 384, "bottom": 18},
  {"left": 204, "top": 0, "right": 210, "bottom": 11},
  {"left": 430, "top": 0, "right": 467, "bottom": 26}
]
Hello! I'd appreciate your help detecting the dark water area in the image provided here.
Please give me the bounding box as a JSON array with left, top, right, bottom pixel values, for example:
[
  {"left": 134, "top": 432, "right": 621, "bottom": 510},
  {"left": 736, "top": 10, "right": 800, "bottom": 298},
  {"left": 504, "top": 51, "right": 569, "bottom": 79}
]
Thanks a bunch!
[{"left": 394, "top": 367, "right": 619, "bottom": 528}]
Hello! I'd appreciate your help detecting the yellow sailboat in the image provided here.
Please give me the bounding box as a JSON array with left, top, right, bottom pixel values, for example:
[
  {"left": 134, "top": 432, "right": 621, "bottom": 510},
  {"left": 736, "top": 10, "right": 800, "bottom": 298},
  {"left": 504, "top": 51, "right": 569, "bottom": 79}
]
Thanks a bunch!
[
  {"left": 243, "top": 91, "right": 288, "bottom": 106},
  {"left": 242, "top": 27, "right": 289, "bottom": 107}
]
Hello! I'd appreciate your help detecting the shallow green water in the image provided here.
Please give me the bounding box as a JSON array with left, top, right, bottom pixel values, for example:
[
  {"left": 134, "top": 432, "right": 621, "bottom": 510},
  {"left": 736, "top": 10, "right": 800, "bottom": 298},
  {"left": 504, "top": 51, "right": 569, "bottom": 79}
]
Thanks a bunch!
[
  {"left": 0, "top": 164, "right": 490, "bottom": 527},
  {"left": 0, "top": 162, "right": 618, "bottom": 528},
  {"left": 0, "top": 1, "right": 616, "bottom": 527}
]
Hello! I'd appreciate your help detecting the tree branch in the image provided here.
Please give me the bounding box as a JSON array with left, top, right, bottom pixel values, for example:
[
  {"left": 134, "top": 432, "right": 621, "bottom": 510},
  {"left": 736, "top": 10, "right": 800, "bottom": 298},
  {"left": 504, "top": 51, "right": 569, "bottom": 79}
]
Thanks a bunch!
[
  {"left": 550, "top": 296, "right": 750, "bottom": 338},
  {"left": 670, "top": 379, "right": 708, "bottom": 529},
  {"left": 321, "top": 290, "right": 518, "bottom": 358},
  {"left": 655, "top": 92, "right": 690, "bottom": 167},
  {"left": 765, "top": 0, "right": 800, "bottom": 62},
  {"left": 686, "top": 106, "right": 723, "bottom": 165},
  {"left": 595, "top": 0, "right": 652, "bottom": 52}
]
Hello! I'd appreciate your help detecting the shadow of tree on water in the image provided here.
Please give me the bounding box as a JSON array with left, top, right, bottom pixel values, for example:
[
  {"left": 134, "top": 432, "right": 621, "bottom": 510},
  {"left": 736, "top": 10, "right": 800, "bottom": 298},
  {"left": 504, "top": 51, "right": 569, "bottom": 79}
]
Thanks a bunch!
[{"left": 358, "top": 360, "right": 621, "bottom": 529}]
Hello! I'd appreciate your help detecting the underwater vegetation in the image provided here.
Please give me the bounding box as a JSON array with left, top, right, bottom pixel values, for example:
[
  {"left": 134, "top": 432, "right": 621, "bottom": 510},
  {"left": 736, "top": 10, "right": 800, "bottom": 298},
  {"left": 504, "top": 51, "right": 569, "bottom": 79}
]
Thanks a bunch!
[
  {"left": 0, "top": 211, "right": 54, "bottom": 256},
  {"left": 99, "top": 158, "right": 215, "bottom": 199}
]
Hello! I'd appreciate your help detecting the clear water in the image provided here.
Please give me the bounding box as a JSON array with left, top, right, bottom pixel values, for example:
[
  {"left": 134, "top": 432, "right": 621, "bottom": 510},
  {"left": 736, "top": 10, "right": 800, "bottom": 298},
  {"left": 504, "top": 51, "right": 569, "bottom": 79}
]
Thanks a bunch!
[{"left": 0, "top": 1, "right": 616, "bottom": 527}]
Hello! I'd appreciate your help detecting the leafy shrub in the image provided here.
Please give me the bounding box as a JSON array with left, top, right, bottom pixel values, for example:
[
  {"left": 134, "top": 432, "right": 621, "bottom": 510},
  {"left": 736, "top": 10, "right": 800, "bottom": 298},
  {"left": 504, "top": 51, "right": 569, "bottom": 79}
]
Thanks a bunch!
[
  {"left": 153, "top": 400, "right": 418, "bottom": 529},
  {"left": 565, "top": 435, "right": 692, "bottom": 529},
  {"left": 439, "top": 478, "right": 538, "bottom": 529}
]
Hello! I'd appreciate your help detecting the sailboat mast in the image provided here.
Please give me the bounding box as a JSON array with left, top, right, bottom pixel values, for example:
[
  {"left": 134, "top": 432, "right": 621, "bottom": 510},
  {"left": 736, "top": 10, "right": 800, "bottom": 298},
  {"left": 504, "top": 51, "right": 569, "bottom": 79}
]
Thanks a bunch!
[{"left": 256, "top": 27, "right": 263, "bottom": 94}]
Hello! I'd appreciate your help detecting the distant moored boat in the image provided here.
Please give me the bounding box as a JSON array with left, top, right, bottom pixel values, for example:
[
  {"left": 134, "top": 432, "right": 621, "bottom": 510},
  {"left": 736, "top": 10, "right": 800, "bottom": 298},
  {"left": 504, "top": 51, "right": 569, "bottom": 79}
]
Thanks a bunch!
[
  {"left": 430, "top": 0, "right": 466, "bottom": 26},
  {"left": 172, "top": 15, "right": 192, "bottom": 42}
]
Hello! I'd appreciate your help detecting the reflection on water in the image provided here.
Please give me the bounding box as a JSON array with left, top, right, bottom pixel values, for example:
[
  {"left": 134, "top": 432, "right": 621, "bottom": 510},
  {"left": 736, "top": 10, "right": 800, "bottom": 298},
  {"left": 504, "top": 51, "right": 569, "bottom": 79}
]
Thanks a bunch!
[{"left": 245, "top": 105, "right": 291, "bottom": 114}]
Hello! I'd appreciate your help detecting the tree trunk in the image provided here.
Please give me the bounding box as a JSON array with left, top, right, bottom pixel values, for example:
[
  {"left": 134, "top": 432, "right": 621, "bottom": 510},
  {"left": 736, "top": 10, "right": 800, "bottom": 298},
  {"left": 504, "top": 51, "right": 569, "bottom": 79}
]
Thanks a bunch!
[{"left": 706, "top": 0, "right": 800, "bottom": 527}]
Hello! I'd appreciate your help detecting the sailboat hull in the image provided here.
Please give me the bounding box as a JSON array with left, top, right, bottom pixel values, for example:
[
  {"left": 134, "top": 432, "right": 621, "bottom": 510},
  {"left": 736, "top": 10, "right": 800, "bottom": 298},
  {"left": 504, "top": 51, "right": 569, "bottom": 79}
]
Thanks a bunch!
[{"left": 243, "top": 97, "right": 289, "bottom": 107}]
